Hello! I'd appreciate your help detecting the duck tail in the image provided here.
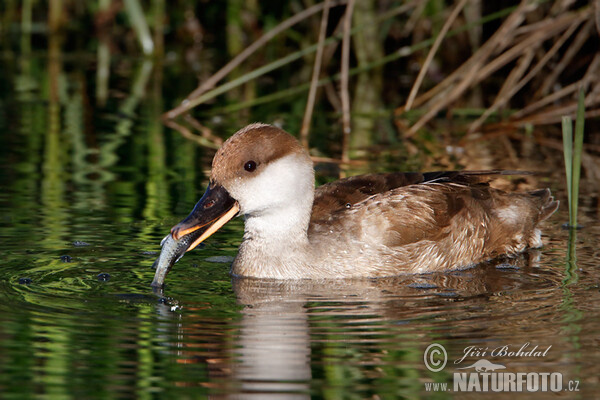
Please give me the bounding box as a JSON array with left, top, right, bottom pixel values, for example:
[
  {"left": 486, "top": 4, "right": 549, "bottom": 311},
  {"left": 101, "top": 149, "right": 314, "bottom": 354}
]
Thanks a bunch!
[{"left": 528, "top": 188, "right": 559, "bottom": 222}]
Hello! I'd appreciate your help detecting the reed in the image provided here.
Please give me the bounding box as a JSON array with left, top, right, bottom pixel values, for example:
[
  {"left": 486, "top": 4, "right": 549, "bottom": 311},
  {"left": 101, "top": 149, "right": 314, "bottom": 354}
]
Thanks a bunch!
[
  {"left": 561, "top": 89, "right": 585, "bottom": 229},
  {"left": 123, "top": 0, "right": 154, "bottom": 56},
  {"left": 164, "top": 2, "right": 517, "bottom": 118},
  {"left": 200, "top": 6, "right": 519, "bottom": 116}
]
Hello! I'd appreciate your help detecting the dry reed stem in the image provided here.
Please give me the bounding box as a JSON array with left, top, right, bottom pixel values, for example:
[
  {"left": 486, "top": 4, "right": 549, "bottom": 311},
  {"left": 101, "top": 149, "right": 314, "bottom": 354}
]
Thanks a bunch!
[
  {"left": 301, "top": 0, "right": 331, "bottom": 148},
  {"left": 404, "top": 7, "right": 586, "bottom": 136},
  {"left": 322, "top": 15, "right": 345, "bottom": 74},
  {"left": 471, "top": 11, "right": 583, "bottom": 80},
  {"left": 324, "top": 81, "right": 342, "bottom": 112},
  {"left": 503, "top": 105, "right": 600, "bottom": 128},
  {"left": 510, "top": 49, "right": 599, "bottom": 119},
  {"left": 464, "top": 122, "right": 600, "bottom": 155},
  {"left": 596, "top": 0, "right": 600, "bottom": 35},
  {"left": 163, "top": 0, "right": 347, "bottom": 120},
  {"left": 513, "top": 24, "right": 600, "bottom": 118},
  {"left": 402, "top": 0, "right": 427, "bottom": 37},
  {"left": 164, "top": 119, "right": 221, "bottom": 149},
  {"left": 497, "top": 51, "right": 534, "bottom": 101},
  {"left": 537, "top": 19, "right": 593, "bottom": 97},
  {"left": 183, "top": 115, "right": 223, "bottom": 146},
  {"left": 513, "top": 15, "right": 558, "bottom": 36},
  {"left": 320, "top": 14, "right": 350, "bottom": 113},
  {"left": 549, "top": 0, "right": 575, "bottom": 15},
  {"left": 405, "top": 0, "right": 468, "bottom": 111},
  {"left": 396, "top": 0, "right": 529, "bottom": 119},
  {"left": 340, "top": 0, "right": 355, "bottom": 162},
  {"left": 515, "top": 130, "right": 600, "bottom": 154},
  {"left": 576, "top": 51, "right": 600, "bottom": 85},
  {"left": 513, "top": 81, "right": 581, "bottom": 119},
  {"left": 310, "top": 156, "right": 367, "bottom": 165},
  {"left": 469, "top": 14, "right": 584, "bottom": 132}
]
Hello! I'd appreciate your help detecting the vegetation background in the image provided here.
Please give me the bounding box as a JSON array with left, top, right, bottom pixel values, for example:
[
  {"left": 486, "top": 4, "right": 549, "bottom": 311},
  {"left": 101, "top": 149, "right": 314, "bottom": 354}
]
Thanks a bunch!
[
  {"left": 1, "top": 0, "right": 599, "bottom": 207},
  {"left": 0, "top": 2, "right": 598, "bottom": 398}
]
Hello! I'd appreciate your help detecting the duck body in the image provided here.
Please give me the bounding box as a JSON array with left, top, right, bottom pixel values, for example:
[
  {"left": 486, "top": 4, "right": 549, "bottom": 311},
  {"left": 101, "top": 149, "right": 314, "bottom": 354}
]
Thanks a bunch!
[{"left": 164, "top": 123, "right": 558, "bottom": 282}]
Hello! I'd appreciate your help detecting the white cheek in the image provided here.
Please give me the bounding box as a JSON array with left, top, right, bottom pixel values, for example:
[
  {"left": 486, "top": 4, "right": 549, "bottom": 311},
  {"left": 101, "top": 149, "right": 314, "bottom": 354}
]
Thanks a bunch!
[{"left": 228, "top": 154, "right": 313, "bottom": 215}]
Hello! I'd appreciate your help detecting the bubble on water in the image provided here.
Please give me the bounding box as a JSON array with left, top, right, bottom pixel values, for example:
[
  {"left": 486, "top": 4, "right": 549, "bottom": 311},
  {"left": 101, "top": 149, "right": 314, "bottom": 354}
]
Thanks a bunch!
[
  {"left": 204, "top": 256, "right": 235, "bottom": 264},
  {"left": 496, "top": 263, "right": 519, "bottom": 270},
  {"left": 60, "top": 255, "right": 72, "bottom": 262},
  {"left": 97, "top": 273, "right": 111, "bottom": 282},
  {"left": 407, "top": 282, "right": 437, "bottom": 289},
  {"left": 18, "top": 277, "right": 32, "bottom": 285}
]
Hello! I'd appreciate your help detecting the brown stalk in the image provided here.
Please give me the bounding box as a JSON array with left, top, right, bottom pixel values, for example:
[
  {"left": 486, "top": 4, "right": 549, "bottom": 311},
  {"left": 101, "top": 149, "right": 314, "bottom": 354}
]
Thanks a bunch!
[
  {"left": 512, "top": 130, "right": 600, "bottom": 154},
  {"left": 324, "top": 81, "right": 342, "bottom": 112},
  {"left": 549, "top": 0, "right": 576, "bottom": 15},
  {"left": 163, "top": 0, "right": 347, "bottom": 120},
  {"left": 596, "top": 0, "right": 600, "bottom": 35},
  {"left": 537, "top": 19, "right": 593, "bottom": 97},
  {"left": 340, "top": 0, "right": 355, "bottom": 162},
  {"left": 301, "top": 0, "right": 332, "bottom": 149},
  {"left": 183, "top": 114, "right": 223, "bottom": 146},
  {"left": 164, "top": 119, "right": 221, "bottom": 149},
  {"left": 474, "top": 11, "right": 584, "bottom": 81},
  {"left": 322, "top": 14, "right": 345, "bottom": 76},
  {"left": 469, "top": 13, "right": 584, "bottom": 132},
  {"left": 402, "top": 0, "right": 427, "bottom": 37},
  {"left": 406, "top": 9, "right": 583, "bottom": 136},
  {"left": 510, "top": 105, "right": 600, "bottom": 127},
  {"left": 466, "top": 128, "right": 600, "bottom": 159},
  {"left": 512, "top": 14, "right": 561, "bottom": 36},
  {"left": 497, "top": 50, "right": 535, "bottom": 101},
  {"left": 310, "top": 156, "right": 367, "bottom": 165},
  {"left": 514, "top": 32, "right": 600, "bottom": 118},
  {"left": 513, "top": 81, "right": 581, "bottom": 119},
  {"left": 319, "top": 14, "right": 346, "bottom": 113},
  {"left": 397, "top": 0, "right": 529, "bottom": 118},
  {"left": 405, "top": 0, "right": 468, "bottom": 111}
]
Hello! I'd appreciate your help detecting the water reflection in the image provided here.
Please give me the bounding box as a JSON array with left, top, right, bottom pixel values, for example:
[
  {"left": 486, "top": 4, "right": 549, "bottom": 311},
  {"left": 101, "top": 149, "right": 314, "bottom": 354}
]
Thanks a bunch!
[
  {"left": 147, "top": 250, "right": 593, "bottom": 399},
  {"left": 1, "top": 48, "right": 599, "bottom": 398}
]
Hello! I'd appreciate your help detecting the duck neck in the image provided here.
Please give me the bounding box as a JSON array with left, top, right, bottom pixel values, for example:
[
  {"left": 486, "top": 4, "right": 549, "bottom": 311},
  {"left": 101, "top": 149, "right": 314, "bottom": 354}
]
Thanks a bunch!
[
  {"left": 233, "top": 193, "right": 315, "bottom": 278},
  {"left": 242, "top": 196, "right": 312, "bottom": 245}
]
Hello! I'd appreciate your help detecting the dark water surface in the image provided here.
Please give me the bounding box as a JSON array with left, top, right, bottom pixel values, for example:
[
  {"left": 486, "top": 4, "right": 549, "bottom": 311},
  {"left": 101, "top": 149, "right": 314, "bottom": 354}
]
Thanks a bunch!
[{"left": 1, "top": 56, "right": 599, "bottom": 399}]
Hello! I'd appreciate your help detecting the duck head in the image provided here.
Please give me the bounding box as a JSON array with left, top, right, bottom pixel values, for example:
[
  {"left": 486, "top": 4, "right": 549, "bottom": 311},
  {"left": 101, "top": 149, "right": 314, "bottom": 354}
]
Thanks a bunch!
[{"left": 171, "top": 123, "right": 315, "bottom": 251}]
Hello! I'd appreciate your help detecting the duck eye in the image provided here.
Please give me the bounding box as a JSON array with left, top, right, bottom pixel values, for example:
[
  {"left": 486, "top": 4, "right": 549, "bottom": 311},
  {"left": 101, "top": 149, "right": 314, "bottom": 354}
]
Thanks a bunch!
[{"left": 244, "top": 160, "right": 257, "bottom": 172}]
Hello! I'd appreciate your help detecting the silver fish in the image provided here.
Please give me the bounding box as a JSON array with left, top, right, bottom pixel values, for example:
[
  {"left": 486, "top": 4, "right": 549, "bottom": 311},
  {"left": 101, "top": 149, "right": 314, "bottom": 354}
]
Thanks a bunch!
[{"left": 151, "top": 230, "right": 202, "bottom": 287}]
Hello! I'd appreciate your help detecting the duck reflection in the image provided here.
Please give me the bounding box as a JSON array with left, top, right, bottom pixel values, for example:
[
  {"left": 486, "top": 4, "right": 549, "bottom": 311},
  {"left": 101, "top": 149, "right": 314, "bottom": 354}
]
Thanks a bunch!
[{"left": 155, "top": 252, "right": 548, "bottom": 398}]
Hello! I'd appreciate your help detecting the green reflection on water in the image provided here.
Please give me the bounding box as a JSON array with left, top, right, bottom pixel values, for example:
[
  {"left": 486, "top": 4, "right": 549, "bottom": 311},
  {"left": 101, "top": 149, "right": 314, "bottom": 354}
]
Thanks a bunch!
[{"left": 1, "top": 44, "right": 598, "bottom": 399}]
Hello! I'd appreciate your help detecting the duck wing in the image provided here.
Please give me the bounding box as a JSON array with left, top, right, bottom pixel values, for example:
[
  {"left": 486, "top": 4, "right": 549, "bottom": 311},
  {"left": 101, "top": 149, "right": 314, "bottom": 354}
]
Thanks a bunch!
[
  {"left": 309, "top": 170, "right": 556, "bottom": 259},
  {"left": 310, "top": 170, "right": 519, "bottom": 225}
]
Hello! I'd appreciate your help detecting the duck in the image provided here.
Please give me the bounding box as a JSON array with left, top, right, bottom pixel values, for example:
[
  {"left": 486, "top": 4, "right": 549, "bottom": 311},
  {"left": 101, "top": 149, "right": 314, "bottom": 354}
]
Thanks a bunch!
[{"left": 169, "top": 123, "right": 558, "bottom": 280}]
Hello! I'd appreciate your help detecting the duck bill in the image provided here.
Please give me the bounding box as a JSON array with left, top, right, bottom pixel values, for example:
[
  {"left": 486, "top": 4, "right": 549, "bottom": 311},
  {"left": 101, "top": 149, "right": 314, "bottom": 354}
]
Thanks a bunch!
[{"left": 171, "top": 183, "right": 239, "bottom": 252}]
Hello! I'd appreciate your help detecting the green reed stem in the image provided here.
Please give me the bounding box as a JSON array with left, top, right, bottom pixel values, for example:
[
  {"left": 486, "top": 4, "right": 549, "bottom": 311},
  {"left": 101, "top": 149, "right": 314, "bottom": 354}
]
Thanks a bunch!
[
  {"left": 562, "top": 89, "right": 585, "bottom": 228},
  {"left": 124, "top": 0, "right": 154, "bottom": 55},
  {"left": 571, "top": 89, "right": 585, "bottom": 228},
  {"left": 562, "top": 116, "right": 573, "bottom": 224}
]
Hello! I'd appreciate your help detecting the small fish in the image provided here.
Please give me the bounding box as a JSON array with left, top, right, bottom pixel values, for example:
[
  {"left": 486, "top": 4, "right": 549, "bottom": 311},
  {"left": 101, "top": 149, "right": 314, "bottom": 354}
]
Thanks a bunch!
[{"left": 151, "top": 230, "right": 202, "bottom": 288}]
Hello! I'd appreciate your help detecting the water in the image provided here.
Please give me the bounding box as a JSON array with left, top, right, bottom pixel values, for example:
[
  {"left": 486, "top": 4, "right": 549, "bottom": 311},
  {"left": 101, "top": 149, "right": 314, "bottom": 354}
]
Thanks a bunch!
[{"left": 1, "top": 55, "right": 599, "bottom": 399}]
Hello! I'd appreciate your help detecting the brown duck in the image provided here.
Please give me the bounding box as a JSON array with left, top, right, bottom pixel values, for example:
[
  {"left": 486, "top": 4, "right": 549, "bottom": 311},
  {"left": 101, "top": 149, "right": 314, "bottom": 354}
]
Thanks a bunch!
[{"left": 166, "top": 123, "right": 558, "bottom": 280}]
